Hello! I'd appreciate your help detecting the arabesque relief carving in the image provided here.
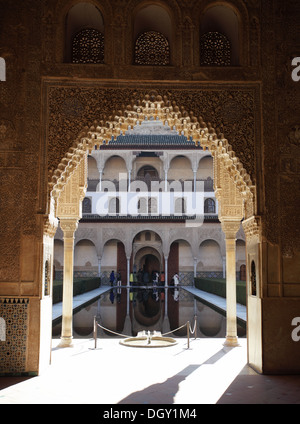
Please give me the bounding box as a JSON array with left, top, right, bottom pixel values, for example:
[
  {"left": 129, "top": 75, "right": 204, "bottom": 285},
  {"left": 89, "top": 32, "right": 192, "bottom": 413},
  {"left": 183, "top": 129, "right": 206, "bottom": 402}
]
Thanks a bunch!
[
  {"left": 47, "top": 88, "right": 257, "bottom": 220},
  {"left": 47, "top": 87, "right": 257, "bottom": 181}
]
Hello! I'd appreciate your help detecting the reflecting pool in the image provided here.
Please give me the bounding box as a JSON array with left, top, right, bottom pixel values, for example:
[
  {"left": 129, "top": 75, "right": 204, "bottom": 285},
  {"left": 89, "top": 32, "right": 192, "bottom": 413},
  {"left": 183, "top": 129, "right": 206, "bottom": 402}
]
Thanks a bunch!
[{"left": 52, "top": 287, "right": 246, "bottom": 339}]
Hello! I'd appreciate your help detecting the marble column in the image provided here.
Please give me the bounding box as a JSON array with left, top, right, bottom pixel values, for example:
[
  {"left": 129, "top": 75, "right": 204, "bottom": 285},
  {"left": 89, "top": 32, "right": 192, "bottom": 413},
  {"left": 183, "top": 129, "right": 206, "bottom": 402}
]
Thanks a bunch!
[
  {"left": 127, "top": 257, "right": 130, "bottom": 286},
  {"left": 193, "top": 170, "right": 197, "bottom": 193},
  {"left": 222, "top": 256, "right": 226, "bottom": 278},
  {"left": 59, "top": 219, "right": 78, "bottom": 347},
  {"left": 128, "top": 169, "right": 131, "bottom": 191},
  {"left": 97, "top": 256, "right": 102, "bottom": 278},
  {"left": 164, "top": 255, "right": 168, "bottom": 287},
  {"left": 221, "top": 220, "right": 241, "bottom": 347},
  {"left": 164, "top": 169, "right": 168, "bottom": 192},
  {"left": 98, "top": 170, "right": 103, "bottom": 192},
  {"left": 193, "top": 257, "right": 197, "bottom": 279}
]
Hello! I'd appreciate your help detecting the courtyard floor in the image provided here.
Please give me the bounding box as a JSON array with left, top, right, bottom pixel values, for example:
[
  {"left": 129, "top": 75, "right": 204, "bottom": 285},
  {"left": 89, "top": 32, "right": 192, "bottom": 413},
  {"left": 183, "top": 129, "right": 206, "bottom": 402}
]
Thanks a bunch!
[{"left": 1, "top": 336, "right": 300, "bottom": 405}]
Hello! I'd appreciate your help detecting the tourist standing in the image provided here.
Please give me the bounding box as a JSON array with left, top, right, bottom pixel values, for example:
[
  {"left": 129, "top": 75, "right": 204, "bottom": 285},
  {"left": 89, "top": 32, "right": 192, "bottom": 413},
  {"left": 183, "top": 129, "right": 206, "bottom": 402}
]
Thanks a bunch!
[
  {"left": 109, "top": 270, "right": 115, "bottom": 286},
  {"left": 173, "top": 273, "right": 179, "bottom": 287}
]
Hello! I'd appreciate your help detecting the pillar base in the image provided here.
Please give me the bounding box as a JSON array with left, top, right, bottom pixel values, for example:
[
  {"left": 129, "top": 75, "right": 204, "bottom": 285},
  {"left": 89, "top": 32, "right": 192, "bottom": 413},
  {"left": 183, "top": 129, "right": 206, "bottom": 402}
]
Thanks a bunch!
[
  {"left": 223, "top": 336, "right": 240, "bottom": 347},
  {"left": 58, "top": 337, "right": 73, "bottom": 348}
]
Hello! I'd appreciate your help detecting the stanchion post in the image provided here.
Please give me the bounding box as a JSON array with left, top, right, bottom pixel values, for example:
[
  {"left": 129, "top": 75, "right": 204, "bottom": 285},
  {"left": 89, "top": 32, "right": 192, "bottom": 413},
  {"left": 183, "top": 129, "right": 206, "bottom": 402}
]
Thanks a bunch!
[
  {"left": 194, "top": 315, "right": 197, "bottom": 340},
  {"left": 187, "top": 321, "right": 190, "bottom": 349},
  {"left": 93, "top": 315, "right": 97, "bottom": 349}
]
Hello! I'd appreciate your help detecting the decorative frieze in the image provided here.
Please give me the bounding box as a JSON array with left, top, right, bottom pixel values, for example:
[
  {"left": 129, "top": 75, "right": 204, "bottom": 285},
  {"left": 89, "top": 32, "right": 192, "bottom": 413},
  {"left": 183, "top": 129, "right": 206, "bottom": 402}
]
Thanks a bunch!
[
  {"left": 242, "top": 216, "right": 262, "bottom": 244},
  {"left": 46, "top": 86, "right": 257, "bottom": 215}
]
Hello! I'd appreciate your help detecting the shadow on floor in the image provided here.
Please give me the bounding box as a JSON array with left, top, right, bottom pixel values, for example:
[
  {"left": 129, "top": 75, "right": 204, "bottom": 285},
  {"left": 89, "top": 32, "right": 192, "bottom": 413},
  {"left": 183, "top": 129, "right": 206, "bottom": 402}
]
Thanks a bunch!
[
  {"left": 0, "top": 376, "right": 34, "bottom": 391},
  {"left": 118, "top": 348, "right": 231, "bottom": 404},
  {"left": 217, "top": 366, "right": 300, "bottom": 404}
]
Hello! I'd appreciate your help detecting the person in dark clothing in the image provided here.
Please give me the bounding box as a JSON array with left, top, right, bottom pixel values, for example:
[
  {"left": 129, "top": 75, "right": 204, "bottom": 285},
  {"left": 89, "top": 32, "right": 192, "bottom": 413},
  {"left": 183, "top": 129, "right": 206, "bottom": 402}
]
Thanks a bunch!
[{"left": 109, "top": 270, "right": 115, "bottom": 286}]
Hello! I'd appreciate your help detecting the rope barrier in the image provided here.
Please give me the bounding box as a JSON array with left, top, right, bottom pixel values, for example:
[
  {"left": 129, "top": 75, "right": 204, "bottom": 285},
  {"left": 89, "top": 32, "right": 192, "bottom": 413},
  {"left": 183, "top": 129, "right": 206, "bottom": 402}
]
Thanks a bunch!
[
  {"left": 188, "top": 315, "right": 197, "bottom": 338},
  {"left": 93, "top": 315, "right": 198, "bottom": 349},
  {"left": 161, "top": 322, "right": 188, "bottom": 336},
  {"left": 96, "top": 321, "right": 132, "bottom": 338}
]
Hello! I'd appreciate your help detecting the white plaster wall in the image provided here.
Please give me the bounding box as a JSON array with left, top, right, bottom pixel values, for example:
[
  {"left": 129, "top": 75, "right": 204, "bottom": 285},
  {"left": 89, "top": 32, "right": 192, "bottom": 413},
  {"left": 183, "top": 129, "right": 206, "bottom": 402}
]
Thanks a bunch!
[
  {"left": 102, "top": 241, "right": 118, "bottom": 271},
  {"left": 54, "top": 239, "right": 64, "bottom": 267},
  {"left": 179, "top": 240, "right": 194, "bottom": 271},
  {"left": 103, "top": 156, "right": 127, "bottom": 180},
  {"left": 197, "top": 156, "right": 213, "bottom": 179},
  {"left": 74, "top": 240, "right": 98, "bottom": 267},
  {"left": 198, "top": 239, "right": 223, "bottom": 271},
  {"left": 236, "top": 239, "right": 246, "bottom": 262},
  {"left": 168, "top": 156, "right": 193, "bottom": 180},
  {"left": 88, "top": 156, "right": 99, "bottom": 179},
  {"left": 236, "top": 239, "right": 246, "bottom": 271}
]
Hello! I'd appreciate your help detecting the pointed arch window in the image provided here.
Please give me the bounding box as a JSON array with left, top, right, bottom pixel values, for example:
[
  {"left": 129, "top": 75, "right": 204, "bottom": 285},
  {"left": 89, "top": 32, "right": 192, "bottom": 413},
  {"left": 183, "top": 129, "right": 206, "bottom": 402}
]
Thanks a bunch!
[
  {"left": 135, "top": 31, "right": 170, "bottom": 66},
  {"left": 200, "top": 31, "right": 231, "bottom": 66},
  {"left": 72, "top": 28, "right": 104, "bottom": 64}
]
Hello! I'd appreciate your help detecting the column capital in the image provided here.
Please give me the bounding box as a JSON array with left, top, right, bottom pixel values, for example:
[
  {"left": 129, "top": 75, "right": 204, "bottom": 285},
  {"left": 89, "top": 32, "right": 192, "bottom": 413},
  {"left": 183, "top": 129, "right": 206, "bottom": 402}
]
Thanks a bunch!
[
  {"left": 59, "top": 218, "right": 79, "bottom": 238},
  {"left": 221, "top": 220, "right": 241, "bottom": 239}
]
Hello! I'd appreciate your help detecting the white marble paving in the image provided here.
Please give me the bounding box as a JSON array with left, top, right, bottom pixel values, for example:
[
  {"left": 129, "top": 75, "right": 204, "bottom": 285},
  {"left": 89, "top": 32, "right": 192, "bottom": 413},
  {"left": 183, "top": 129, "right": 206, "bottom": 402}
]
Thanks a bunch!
[
  {"left": 52, "top": 286, "right": 110, "bottom": 321},
  {"left": 183, "top": 286, "right": 247, "bottom": 323}
]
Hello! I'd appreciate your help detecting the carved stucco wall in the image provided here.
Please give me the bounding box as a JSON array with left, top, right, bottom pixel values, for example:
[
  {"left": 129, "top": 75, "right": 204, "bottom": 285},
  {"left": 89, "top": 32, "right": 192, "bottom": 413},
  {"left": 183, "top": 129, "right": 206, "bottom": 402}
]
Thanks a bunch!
[
  {"left": 0, "top": 0, "right": 298, "bottom": 285},
  {"left": 0, "top": 0, "right": 299, "bottom": 373},
  {"left": 46, "top": 84, "right": 258, "bottom": 180}
]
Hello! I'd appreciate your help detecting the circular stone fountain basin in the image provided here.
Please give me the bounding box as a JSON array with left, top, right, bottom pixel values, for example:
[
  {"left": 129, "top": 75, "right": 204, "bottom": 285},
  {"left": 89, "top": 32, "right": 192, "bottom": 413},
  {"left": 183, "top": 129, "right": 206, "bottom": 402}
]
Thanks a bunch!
[{"left": 120, "top": 331, "right": 177, "bottom": 348}]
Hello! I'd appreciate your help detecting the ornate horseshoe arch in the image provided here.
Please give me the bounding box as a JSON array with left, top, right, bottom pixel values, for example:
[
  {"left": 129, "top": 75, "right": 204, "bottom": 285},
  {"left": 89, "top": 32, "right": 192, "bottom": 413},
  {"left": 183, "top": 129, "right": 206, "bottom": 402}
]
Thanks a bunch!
[
  {"left": 44, "top": 88, "right": 260, "bottom": 356},
  {"left": 48, "top": 93, "right": 256, "bottom": 221}
]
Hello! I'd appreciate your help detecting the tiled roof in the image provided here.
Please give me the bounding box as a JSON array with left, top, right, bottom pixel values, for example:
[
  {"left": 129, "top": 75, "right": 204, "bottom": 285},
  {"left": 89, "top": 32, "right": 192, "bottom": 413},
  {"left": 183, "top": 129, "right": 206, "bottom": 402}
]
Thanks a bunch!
[{"left": 104, "top": 134, "right": 201, "bottom": 148}]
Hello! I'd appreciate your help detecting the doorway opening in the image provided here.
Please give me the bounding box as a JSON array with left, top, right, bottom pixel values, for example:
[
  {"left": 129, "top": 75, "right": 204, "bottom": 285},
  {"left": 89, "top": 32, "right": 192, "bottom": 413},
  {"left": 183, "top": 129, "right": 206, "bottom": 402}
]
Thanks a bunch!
[{"left": 47, "top": 94, "right": 257, "bottom": 371}]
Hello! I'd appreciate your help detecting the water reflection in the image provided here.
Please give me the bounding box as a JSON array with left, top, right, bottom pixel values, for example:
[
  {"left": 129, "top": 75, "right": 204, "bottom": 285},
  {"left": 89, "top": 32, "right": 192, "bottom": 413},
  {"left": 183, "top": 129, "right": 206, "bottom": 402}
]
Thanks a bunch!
[{"left": 52, "top": 287, "right": 246, "bottom": 339}]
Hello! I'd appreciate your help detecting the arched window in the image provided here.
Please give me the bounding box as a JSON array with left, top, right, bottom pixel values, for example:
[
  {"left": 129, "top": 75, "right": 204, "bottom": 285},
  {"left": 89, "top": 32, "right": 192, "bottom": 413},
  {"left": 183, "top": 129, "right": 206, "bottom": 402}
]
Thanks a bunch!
[
  {"left": 204, "top": 198, "right": 215, "bottom": 213},
  {"left": 137, "top": 165, "right": 159, "bottom": 178},
  {"left": 240, "top": 264, "right": 246, "bottom": 281},
  {"left": 65, "top": 3, "right": 105, "bottom": 63},
  {"left": 137, "top": 197, "right": 147, "bottom": 213},
  {"left": 82, "top": 197, "right": 92, "bottom": 213},
  {"left": 251, "top": 260, "right": 257, "bottom": 296},
  {"left": 72, "top": 28, "right": 104, "bottom": 64},
  {"left": 175, "top": 198, "right": 186, "bottom": 214},
  {"left": 200, "top": 32, "right": 231, "bottom": 66},
  {"left": 135, "top": 31, "right": 170, "bottom": 65},
  {"left": 109, "top": 197, "right": 120, "bottom": 214},
  {"left": 148, "top": 197, "right": 157, "bottom": 214},
  {"left": 199, "top": 5, "right": 240, "bottom": 66}
]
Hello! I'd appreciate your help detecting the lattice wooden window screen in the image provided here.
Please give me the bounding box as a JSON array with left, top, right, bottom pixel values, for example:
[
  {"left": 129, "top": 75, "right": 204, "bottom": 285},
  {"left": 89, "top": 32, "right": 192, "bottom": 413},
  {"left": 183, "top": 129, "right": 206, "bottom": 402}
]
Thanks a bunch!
[
  {"left": 200, "top": 31, "right": 231, "bottom": 66},
  {"left": 135, "top": 31, "right": 170, "bottom": 65},
  {"left": 72, "top": 28, "right": 104, "bottom": 64}
]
